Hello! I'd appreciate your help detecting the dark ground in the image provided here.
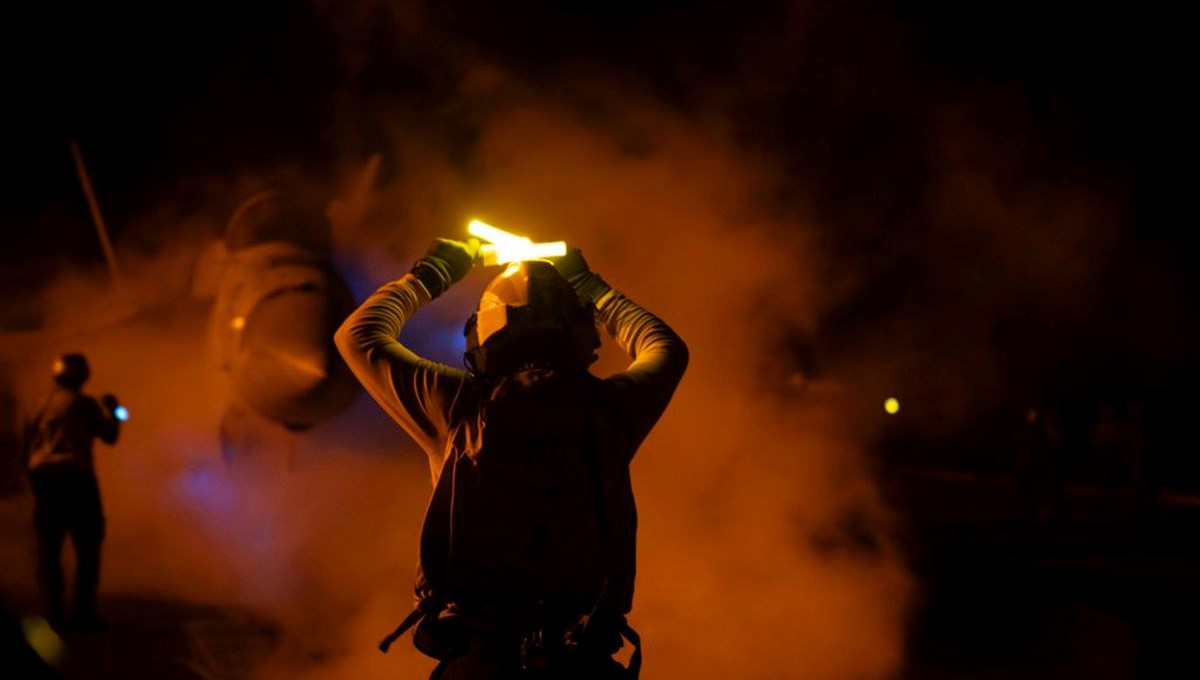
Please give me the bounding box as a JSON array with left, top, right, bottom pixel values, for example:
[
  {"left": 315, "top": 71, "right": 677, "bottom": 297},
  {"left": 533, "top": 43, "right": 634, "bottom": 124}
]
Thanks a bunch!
[
  {"left": 2, "top": 594, "right": 277, "bottom": 680},
  {"left": 891, "top": 468, "right": 1200, "bottom": 680},
  {"left": 4, "top": 471, "right": 1198, "bottom": 679}
]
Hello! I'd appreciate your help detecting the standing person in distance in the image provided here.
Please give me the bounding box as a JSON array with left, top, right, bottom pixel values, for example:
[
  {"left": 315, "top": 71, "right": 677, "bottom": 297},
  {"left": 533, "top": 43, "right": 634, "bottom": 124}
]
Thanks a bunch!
[{"left": 24, "top": 353, "right": 122, "bottom": 630}]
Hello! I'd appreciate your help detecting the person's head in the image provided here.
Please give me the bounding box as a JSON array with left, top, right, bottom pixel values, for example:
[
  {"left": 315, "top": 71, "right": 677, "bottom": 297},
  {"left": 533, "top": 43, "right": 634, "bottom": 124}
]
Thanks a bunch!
[
  {"left": 464, "top": 260, "right": 600, "bottom": 377},
  {"left": 53, "top": 353, "right": 90, "bottom": 391}
]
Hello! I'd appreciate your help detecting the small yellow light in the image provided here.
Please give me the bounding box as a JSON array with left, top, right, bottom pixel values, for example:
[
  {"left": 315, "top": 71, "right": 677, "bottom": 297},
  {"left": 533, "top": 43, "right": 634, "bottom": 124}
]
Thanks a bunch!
[
  {"left": 884, "top": 397, "right": 900, "bottom": 415},
  {"left": 230, "top": 316, "right": 245, "bottom": 330}
]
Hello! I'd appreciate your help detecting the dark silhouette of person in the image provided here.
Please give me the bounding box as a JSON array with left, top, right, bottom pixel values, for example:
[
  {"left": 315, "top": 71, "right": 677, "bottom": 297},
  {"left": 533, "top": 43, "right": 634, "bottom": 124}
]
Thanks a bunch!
[
  {"left": 336, "top": 238, "right": 688, "bottom": 679},
  {"left": 1013, "top": 406, "right": 1065, "bottom": 522},
  {"left": 1088, "top": 403, "right": 1125, "bottom": 486},
  {"left": 1119, "top": 399, "right": 1154, "bottom": 525},
  {"left": 23, "top": 353, "right": 121, "bottom": 629}
]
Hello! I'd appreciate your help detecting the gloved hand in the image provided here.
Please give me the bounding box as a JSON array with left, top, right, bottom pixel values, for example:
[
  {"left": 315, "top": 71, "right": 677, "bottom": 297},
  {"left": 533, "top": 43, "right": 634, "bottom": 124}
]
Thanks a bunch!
[
  {"left": 411, "top": 238, "right": 481, "bottom": 298},
  {"left": 550, "top": 248, "right": 611, "bottom": 305}
]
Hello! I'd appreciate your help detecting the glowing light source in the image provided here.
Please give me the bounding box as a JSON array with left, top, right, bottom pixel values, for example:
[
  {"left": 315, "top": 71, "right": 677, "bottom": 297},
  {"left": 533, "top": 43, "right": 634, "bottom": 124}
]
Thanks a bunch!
[
  {"left": 21, "top": 617, "right": 64, "bottom": 667},
  {"left": 468, "top": 220, "right": 524, "bottom": 247},
  {"left": 114, "top": 405, "right": 129, "bottom": 422},
  {"left": 468, "top": 219, "right": 567, "bottom": 265},
  {"left": 884, "top": 398, "right": 900, "bottom": 415}
]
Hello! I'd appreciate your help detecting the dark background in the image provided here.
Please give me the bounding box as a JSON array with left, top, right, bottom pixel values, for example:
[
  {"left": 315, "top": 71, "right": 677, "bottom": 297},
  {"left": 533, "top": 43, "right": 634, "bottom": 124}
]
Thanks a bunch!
[{"left": 5, "top": 0, "right": 1194, "bottom": 357}]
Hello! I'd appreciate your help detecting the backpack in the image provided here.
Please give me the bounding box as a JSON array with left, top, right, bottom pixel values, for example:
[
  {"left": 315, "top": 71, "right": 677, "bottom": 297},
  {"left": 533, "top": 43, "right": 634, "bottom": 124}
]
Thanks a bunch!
[{"left": 381, "top": 371, "right": 642, "bottom": 676}]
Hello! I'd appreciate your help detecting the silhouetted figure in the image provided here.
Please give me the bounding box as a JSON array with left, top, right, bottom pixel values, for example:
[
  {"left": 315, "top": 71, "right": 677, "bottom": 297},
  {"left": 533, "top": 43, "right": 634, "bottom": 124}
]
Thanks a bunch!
[
  {"left": 1119, "top": 399, "right": 1154, "bottom": 526},
  {"left": 23, "top": 353, "right": 121, "bottom": 629},
  {"left": 1013, "top": 406, "right": 1065, "bottom": 522},
  {"left": 336, "top": 239, "right": 687, "bottom": 679},
  {"left": 1088, "top": 403, "right": 1125, "bottom": 486}
]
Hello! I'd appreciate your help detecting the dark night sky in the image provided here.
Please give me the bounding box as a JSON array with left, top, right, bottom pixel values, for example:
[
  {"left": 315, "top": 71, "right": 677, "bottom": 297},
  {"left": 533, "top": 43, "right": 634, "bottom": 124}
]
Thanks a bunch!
[{"left": 3, "top": 0, "right": 1195, "bottom": 396}]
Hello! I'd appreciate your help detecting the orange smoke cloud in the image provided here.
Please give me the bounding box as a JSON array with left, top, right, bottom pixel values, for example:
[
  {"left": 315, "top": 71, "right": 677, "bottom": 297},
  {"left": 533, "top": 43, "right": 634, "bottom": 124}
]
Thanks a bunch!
[
  {"left": 299, "top": 67, "right": 915, "bottom": 678},
  {"left": 28, "top": 3, "right": 1153, "bottom": 679},
  {"left": 0, "top": 63, "right": 912, "bottom": 680},
  {"left": 5, "top": 1, "right": 1181, "bottom": 677}
]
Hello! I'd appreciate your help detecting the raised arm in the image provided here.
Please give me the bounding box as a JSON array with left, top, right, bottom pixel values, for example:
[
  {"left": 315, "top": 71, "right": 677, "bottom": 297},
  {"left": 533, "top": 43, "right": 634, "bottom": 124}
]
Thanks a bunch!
[
  {"left": 334, "top": 239, "right": 479, "bottom": 474},
  {"left": 95, "top": 395, "right": 121, "bottom": 445},
  {"left": 552, "top": 249, "right": 688, "bottom": 444}
]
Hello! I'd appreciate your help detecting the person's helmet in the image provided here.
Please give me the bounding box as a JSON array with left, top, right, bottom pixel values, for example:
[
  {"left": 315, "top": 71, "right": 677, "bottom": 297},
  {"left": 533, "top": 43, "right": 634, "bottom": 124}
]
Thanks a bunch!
[
  {"left": 53, "top": 352, "right": 90, "bottom": 389},
  {"left": 464, "top": 261, "right": 600, "bottom": 376}
]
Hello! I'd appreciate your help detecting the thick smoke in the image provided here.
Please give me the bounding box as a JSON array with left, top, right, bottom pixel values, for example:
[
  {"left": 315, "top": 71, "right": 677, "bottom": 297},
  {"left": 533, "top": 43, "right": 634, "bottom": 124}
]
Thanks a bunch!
[
  {"left": 3, "top": 1, "right": 1170, "bottom": 679},
  {"left": 312, "top": 89, "right": 912, "bottom": 680},
  {"left": 285, "top": 6, "right": 913, "bottom": 677}
]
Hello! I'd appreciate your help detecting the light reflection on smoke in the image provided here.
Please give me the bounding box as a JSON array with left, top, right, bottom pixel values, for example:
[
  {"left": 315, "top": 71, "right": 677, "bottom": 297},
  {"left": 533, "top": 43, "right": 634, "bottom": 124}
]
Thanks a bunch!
[{"left": 175, "top": 463, "right": 238, "bottom": 517}]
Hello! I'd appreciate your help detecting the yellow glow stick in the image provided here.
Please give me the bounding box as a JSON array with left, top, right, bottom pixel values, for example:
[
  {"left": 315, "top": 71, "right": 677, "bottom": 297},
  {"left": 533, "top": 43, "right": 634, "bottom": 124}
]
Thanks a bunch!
[
  {"left": 468, "top": 220, "right": 567, "bottom": 265},
  {"left": 468, "top": 220, "right": 528, "bottom": 247}
]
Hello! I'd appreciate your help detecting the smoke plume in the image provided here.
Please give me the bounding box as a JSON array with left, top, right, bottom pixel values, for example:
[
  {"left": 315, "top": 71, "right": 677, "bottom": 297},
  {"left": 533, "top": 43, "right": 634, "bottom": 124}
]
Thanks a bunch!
[{"left": 4, "top": 2, "right": 1175, "bottom": 679}]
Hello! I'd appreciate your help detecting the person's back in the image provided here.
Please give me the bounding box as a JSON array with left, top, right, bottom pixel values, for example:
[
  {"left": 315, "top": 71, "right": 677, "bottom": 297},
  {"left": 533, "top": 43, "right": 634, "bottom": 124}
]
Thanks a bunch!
[
  {"left": 24, "top": 353, "right": 120, "bottom": 629},
  {"left": 431, "top": 371, "right": 621, "bottom": 606},
  {"left": 337, "top": 239, "right": 687, "bottom": 679},
  {"left": 28, "top": 385, "right": 112, "bottom": 471}
]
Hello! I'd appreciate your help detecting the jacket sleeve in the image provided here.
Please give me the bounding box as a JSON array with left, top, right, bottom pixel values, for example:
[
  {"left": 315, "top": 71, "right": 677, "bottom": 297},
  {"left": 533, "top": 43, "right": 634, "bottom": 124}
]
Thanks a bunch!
[
  {"left": 87, "top": 399, "right": 120, "bottom": 445},
  {"left": 334, "top": 274, "right": 470, "bottom": 473},
  {"left": 596, "top": 288, "right": 689, "bottom": 447}
]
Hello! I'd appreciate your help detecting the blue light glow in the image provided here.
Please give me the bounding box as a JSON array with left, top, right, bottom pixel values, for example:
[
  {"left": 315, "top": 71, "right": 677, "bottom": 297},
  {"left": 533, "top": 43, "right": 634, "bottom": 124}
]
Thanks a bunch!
[
  {"left": 177, "top": 464, "right": 237, "bottom": 516},
  {"left": 402, "top": 314, "right": 469, "bottom": 363},
  {"left": 114, "top": 405, "right": 129, "bottom": 421}
]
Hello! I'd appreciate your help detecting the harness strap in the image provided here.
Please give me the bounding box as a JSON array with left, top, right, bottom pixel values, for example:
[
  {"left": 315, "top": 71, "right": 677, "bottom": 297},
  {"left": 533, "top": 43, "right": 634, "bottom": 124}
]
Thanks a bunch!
[
  {"left": 620, "top": 618, "right": 643, "bottom": 679},
  {"left": 385, "top": 602, "right": 642, "bottom": 678},
  {"left": 378, "top": 608, "right": 423, "bottom": 653},
  {"left": 379, "top": 598, "right": 446, "bottom": 653}
]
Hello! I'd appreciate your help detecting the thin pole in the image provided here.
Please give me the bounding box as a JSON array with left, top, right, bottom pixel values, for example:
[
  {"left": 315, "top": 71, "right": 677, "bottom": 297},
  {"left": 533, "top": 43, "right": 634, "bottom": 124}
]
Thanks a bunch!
[{"left": 69, "top": 139, "right": 125, "bottom": 293}]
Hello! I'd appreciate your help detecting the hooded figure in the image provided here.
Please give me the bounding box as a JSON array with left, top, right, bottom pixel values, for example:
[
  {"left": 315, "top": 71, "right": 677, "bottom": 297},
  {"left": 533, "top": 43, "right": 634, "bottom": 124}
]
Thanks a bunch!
[
  {"left": 336, "top": 238, "right": 687, "bottom": 679},
  {"left": 24, "top": 353, "right": 121, "bottom": 629}
]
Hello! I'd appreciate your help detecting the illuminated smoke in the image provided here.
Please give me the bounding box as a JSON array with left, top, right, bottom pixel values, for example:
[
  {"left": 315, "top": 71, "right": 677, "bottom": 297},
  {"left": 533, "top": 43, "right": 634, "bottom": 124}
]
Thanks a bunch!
[
  {"left": 4, "top": 2, "right": 1173, "bottom": 679},
  {"left": 285, "top": 7, "right": 913, "bottom": 678}
]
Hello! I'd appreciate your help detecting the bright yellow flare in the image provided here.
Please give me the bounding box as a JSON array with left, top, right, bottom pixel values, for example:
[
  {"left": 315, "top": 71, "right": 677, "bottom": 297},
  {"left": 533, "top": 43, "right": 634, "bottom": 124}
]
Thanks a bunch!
[
  {"left": 884, "top": 397, "right": 900, "bottom": 415},
  {"left": 469, "top": 220, "right": 567, "bottom": 265}
]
